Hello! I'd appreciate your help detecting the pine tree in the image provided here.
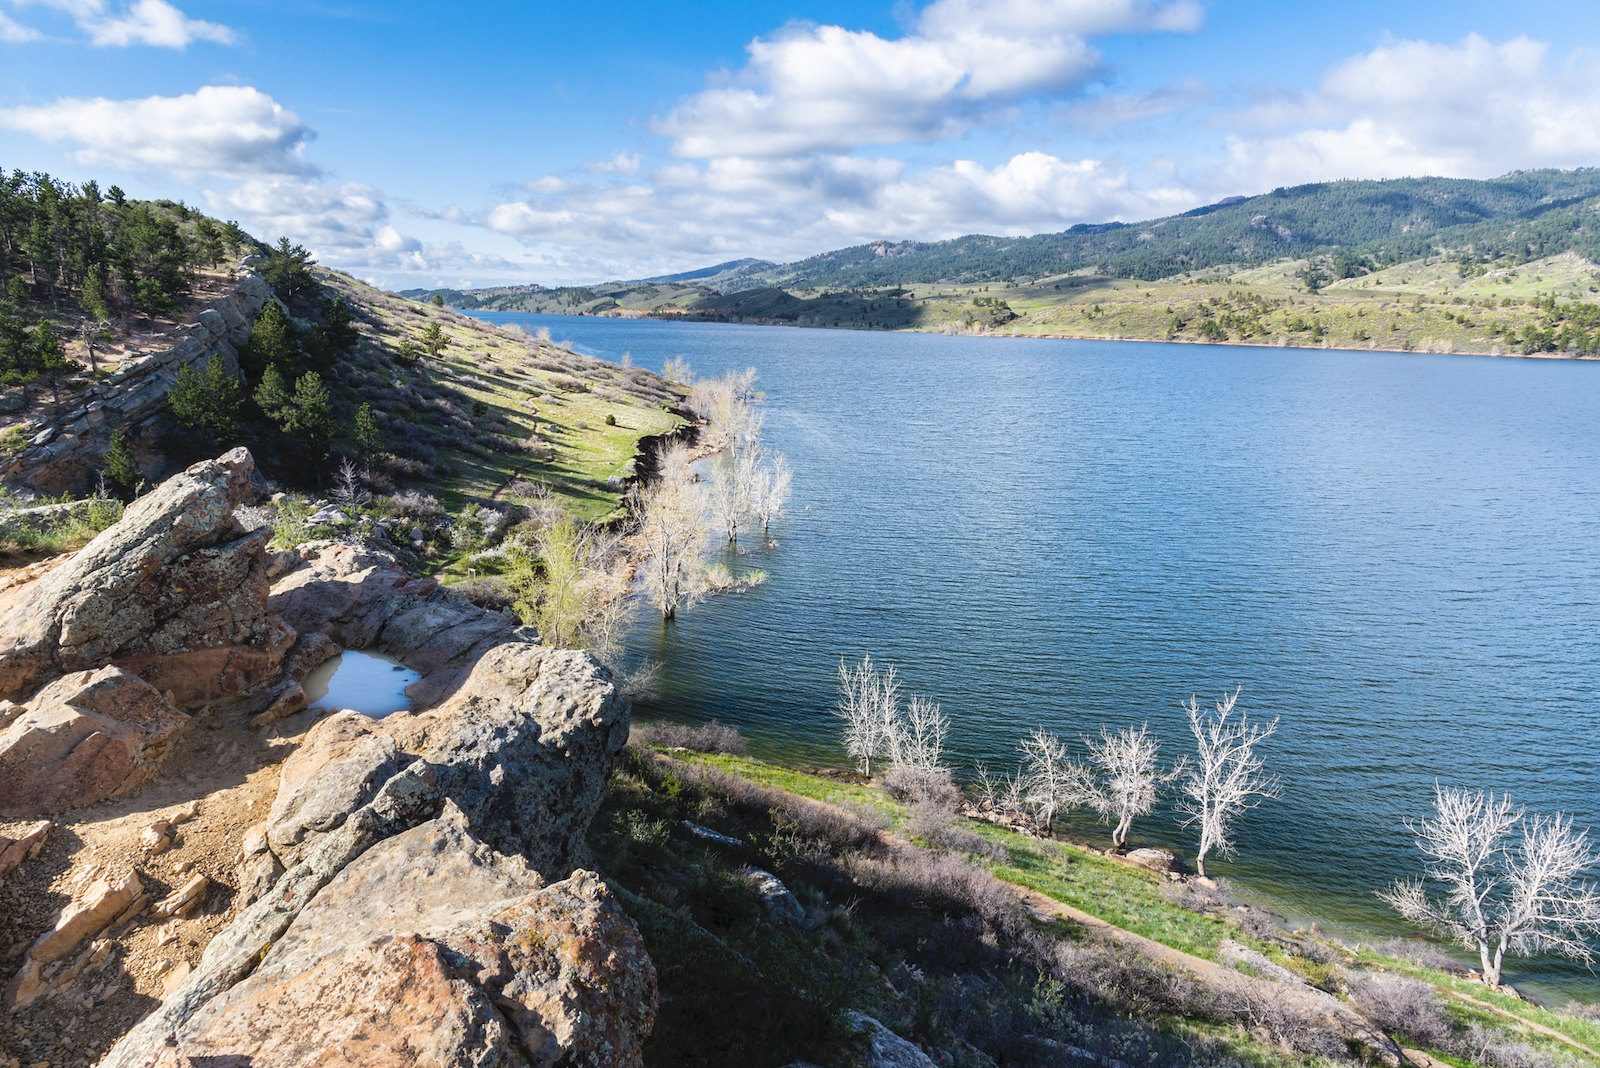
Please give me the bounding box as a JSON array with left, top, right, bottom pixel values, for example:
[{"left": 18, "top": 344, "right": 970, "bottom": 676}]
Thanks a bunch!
[
  {"left": 253, "top": 363, "right": 291, "bottom": 421},
  {"left": 103, "top": 428, "right": 141, "bottom": 500},
  {"left": 354, "top": 401, "right": 383, "bottom": 455},
  {"left": 420, "top": 321, "right": 445, "bottom": 358},
  {"left": 170, "top": 354, "right": 244, "bottom": 445},
  {"left": 284, "top": 371, "right": 333, "bottom": 464},
  {"left": 244, "top": 301, "right": 296, "bottom": 379}
]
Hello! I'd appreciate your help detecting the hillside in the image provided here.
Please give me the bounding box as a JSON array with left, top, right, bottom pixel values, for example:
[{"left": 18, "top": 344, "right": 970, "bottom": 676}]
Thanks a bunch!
[
  {"left": 0, "top": 169, "right": 686, "bottom": 537},
  {"left": 417, "top": 169, "right": 1600, "bottom": 357}
]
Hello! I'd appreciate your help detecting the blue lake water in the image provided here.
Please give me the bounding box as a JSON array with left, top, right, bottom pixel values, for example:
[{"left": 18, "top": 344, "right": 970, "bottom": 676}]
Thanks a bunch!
[{"left": 469, "top": 310, "right": 1600, "bottom": 1001}]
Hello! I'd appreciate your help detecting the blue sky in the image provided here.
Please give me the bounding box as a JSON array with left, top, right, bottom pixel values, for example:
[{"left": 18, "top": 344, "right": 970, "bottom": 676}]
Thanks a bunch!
[{"left": 2, "top": 1, "right": 1597, "bottom": 288}]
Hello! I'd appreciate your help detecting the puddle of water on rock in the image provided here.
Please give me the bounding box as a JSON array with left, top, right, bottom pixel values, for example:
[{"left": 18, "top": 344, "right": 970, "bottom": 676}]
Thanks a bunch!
[{"left": 301, "top": 649, "right": 421, "bottom": 719}]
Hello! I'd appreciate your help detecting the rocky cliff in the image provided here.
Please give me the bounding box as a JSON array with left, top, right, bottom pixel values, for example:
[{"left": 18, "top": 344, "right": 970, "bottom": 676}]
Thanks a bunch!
[
  {"left": 0, "top": 270, "right": 274, "bottom": 498},
  {"left": 0, "top": 449, "right": 657, "bottom": 1067}
]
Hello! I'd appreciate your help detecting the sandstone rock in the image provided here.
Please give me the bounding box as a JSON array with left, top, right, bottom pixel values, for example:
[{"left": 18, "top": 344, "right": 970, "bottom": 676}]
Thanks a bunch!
[
  {"left": 151, "top": 874, "right": 211, "bottom": 919},
  {"left": 6, "top": 868, "right": 143, "bottom": 1009},
  {"left": 0, "top": 820, "right": 49, "bottom": 881},
  {"left": 140, "top": 819, "right": 174, "bottom": 854},
  {"left": 742, "top": 866, "right": 804, "bottom": 924},
  {"left": 235, "top": 822, "right": 285, "bottom": 907},
  {"left": 399, "top": 642, "right": 630, "bottom": 879},
  {"left": 846, "top": 1012, "right": 939, "bottom": 1068},
  {"left": 111, "top": 810, "right": 655, "bottom": 1068},
  {"left": 248, "top": 631, "right": 341, "bottom": 728},
  {"left": 0, "top": 667, "right": 190, "bottom": 816},
  {"left": 265, "top": 711, "right": 400, "bottom": 868},
  {"left": 1124, "top": 847, "right": 1178, "bottom": 873},
  {"left": 0, "top": 449, "right": 294, "bottom": 707}
]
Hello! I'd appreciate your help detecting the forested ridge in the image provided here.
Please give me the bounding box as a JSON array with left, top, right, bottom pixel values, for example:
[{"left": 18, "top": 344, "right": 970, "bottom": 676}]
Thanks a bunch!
[{"left": 743, "top": 170, "right": 1600, "bottom": 289}]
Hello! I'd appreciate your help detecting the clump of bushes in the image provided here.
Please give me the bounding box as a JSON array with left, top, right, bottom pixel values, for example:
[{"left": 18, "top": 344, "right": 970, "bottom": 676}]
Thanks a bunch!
[{"left": 630, "top": 719, "right": 748, "bottom": 756}]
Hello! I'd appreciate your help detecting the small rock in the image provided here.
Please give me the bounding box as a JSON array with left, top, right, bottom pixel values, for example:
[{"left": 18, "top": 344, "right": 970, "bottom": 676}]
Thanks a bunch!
[
  {"left": 681, "top": 820, "right": 742, "bottom": 847},
  {"left": 741, "top": 866, "right": 803, "bottom": 924},
  {"left": 151, "top": 874, "right": 210, "bottom": 919},
  {"left": 139, "top": 821, "right": 173, "bottom": 855},
  {"left": 846, "top": 1012, "right": 938, "bottom": 1068}
]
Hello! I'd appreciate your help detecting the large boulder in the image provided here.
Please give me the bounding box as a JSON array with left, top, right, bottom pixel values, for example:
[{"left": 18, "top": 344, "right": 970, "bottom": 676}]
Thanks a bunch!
[
  {"left": 399, "top": 642, "right": 631, "bottom": 879},
  {"left": 109, "top": 808, "right": 656, "bottom": 1068},
  {"left": 0, "top": 666, "right": 190, "bottom": 816},
  {"left": 0, "top": 448, "right": 293, "bottom": 707},
  {"left": 263, "top": 710, "right": 401, "bottom": 868}
]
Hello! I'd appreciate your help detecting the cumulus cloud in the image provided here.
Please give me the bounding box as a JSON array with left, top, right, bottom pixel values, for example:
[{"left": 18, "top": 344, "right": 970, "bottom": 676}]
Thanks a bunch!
[
  {"left": 1060, "top": 78, "right": 1210, "bottom": 130},
  {"left": 1221, "top": 35, "right": 1600, "bottom": 188},
  {"left": 482, "top": 149, "right": 1193, "bottom": 280},
  {"left": 656, "top": 0, "right": 1202, "bottom": 157},
  {"left": 1, "top": 0, "right": 234, "bottom": 48},
  {"left": 0, "top": 86, "right": 314, "bottom": 179}
]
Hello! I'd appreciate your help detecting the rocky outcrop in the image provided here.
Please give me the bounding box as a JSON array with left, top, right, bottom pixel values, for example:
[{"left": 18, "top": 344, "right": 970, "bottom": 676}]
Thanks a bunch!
[
  {"left": 0, "top": 820, "right": 49, "bottom": 885},
  {"left": 270, "top": 541, "right": 527, "bottom": 710},
  {"left": 106, "top": 621, "right": 649, "bottom": 1065},
  {"left": 123, "top": 809, "right": 655, "bottom": 1068},
  {"left": 0, "top": 448, "right": 293, "bottom": 708},
  {"left": 0, "top": 270, "right": 274, "bottom": 497},
  {"left": 0, "top": 666, "right": 190, "bottom": 816}
]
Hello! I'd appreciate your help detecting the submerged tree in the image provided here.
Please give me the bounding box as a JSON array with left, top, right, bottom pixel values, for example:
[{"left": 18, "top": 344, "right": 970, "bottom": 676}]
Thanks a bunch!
[
  {"left": 632, "top": 446, "right": 709, "bottom": 619},
  {"left": 1178, "top": 690, "right": 1280, "bottom": 878},
  {"left": 1380, "top": 785, "right": 1600, "bottom": 988}
]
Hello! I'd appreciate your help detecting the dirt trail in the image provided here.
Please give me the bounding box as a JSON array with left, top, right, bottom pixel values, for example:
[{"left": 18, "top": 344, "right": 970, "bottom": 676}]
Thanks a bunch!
[{"left": 1439, "top": 986, "right": 1600, "bottom": 1061}]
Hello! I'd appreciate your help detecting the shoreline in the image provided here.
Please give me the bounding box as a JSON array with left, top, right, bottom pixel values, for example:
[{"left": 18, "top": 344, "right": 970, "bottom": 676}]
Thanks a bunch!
[{"left": 463, "top": 307, "right": 1600, "bottom": 363}]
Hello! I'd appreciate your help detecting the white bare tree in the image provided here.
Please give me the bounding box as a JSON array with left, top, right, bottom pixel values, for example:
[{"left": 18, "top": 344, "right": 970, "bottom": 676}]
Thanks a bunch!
[
  {"left": 657, "top": 441, "right": 696, "bottom": 486},
  {"left": 631, "top": 475, "right": 709, "bottom": 620},
  {"left": 1177, "top": 690, "right": 1280, "bottom": 877},
  {"left": 661, "top": 356, "right": 692, "bottom": 385},
  {"left": 833, "top": 654, "right": 901, "bottom": 777},
  {"left": 1084, "top": 723, "right": 1179, "bottom": 851},
  {"left": 897, "top": 694, "right": 949, "bottom": 773},
  {"left": 707, "top": 451, "right": 753, "bottom": 544},
  {"left": 752, "top": 452, "right": 792, "bottom": 534},
  {"left": 1019, "top": 728, "right": 1092, "bottom": 831},
  {"left": 1380, "top": 784, "right": 1600, "bottom": 988}
]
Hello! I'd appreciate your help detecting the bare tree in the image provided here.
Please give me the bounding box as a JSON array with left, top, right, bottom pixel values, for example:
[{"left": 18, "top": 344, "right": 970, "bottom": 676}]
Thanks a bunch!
[
  {"left": 661, "top": 356, "right": 692, "bottom": 385},
  {"left": 833, "top": 654, "right": 901, "bottom": 778},
  {"left": 331, "top": 457, "right": 370, "bottom": 509},
  {"left": 1380, "top": 784, "right": 1600, "bottom": 988},
  {"left": 752, "top": 452, "right": 792, "bottom": 534},
  {"left": 631, "top": 475, "right": 709, "bottom": 620},
  {"left": 707, "top": 447, "right": 759, "bottom": 543},
  {"left": 657, "top": 440, "right": 696, "bottom": 486},
  {"left": 1019, "top": 728, "right": 1092, "bottom": 831},
  {"left": 1178, "top": 690, "right": 1280, "bottom": 877},
  {"left": 897, "top": 694, "right": 949, "bottom": 773},
  {"left": 1084, "top": 724, "right": 1178, "bottom": 851}
]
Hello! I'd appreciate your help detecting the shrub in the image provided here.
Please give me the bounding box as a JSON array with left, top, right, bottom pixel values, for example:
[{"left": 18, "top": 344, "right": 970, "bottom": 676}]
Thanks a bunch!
[
  {"left": 1353, "top": 973, "right": 1455, "bottom": 1050},
  {"left": 880, "top": 765, "right": 961, "bottom": 809},
  {"left": 630, "top": 720, "right": 749, "bottom": 756},
  {"left": 452, "top": 576, "right": 514, "bottom": 612}
]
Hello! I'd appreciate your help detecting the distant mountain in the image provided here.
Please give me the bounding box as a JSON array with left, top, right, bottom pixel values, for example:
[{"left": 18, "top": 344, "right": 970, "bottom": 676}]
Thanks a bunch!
[
  {"left": 403, "top": 169, "right": 1600, "bottom": 310},
  {"left": 640, "top": 258, "right": 774, "bottom": 285}
]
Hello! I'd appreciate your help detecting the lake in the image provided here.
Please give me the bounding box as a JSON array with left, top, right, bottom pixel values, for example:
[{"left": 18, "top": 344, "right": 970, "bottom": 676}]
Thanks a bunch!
[{"left": 468, "top": 311, "right": 1600, "bottom": 1000}]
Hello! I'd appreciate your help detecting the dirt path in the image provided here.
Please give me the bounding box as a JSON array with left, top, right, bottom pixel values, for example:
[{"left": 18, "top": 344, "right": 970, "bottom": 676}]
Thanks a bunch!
[
  {"left": 1009, "top": 884, "right": 1403, "bottom": 1063},
  {"left": 1439, "top": 986, "right": 1600, "bottom": 1061}
]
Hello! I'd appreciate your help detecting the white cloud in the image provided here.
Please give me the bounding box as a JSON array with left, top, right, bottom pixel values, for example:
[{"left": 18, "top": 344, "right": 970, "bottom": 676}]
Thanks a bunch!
[
  {"left": 1060, "top": 78, "right": 1210, "bottom": 130},
  {"left": 0, "top": 86, "right": 314, "bottom": 179},
  {"left": 586, "top": 151, "right": 641, "bottom": 176},
  {"left": 656, "top": 0, "right": 1203, "bottom": 157},
  {"left": 481, "top": 149, "right": 1193, "bottom": 280},
  {"left": 0, "top": 9, "right": 40, "bottom": 39},
  {"left": 1, "top": 0, "right": 233, "bottom": 47},
  {"left": 1221, "top": 35, "right": 1600, "bottom": 189}
]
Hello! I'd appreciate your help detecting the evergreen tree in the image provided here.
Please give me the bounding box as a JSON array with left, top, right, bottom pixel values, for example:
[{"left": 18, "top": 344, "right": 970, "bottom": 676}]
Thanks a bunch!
[
  {"left": 354, "top": 401, "right": 383, "bottom": 455},
  {"left": 263, "top": 236, "right": 316, "bottom": 308},
  {"left": 321, "top": 295, "right": 359, "bottom": 353},
  {"left": 283, "top": 371, "right": 333, "bottom": 464},
  {"left": 244, "top": 301, "right": 296, "bottom": 379},
  {"left": 29, "top": 319, "right": 72, "bottom": 410},
  {"left": 103, "top": 428, "right": 141, "bottom": 500},
  {"left": 420, "top": 321, "right": 445, "bottom": 357},
  {"left": 253, "top": 363, "right": 291, "bottom": 421},
  {"left": 169, "top": 354, "right": 244, "bottom": 445}
]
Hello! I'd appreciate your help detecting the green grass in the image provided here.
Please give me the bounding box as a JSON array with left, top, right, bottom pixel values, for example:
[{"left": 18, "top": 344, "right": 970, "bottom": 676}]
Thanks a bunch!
[{"left": 684, "top": 753, "right": 1246, "bottom": 961}]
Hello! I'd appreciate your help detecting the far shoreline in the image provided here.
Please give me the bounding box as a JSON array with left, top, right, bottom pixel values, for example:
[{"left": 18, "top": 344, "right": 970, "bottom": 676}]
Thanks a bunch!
[{"left": 459, "top": 308, "right": 1600, "bottom": 364}]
